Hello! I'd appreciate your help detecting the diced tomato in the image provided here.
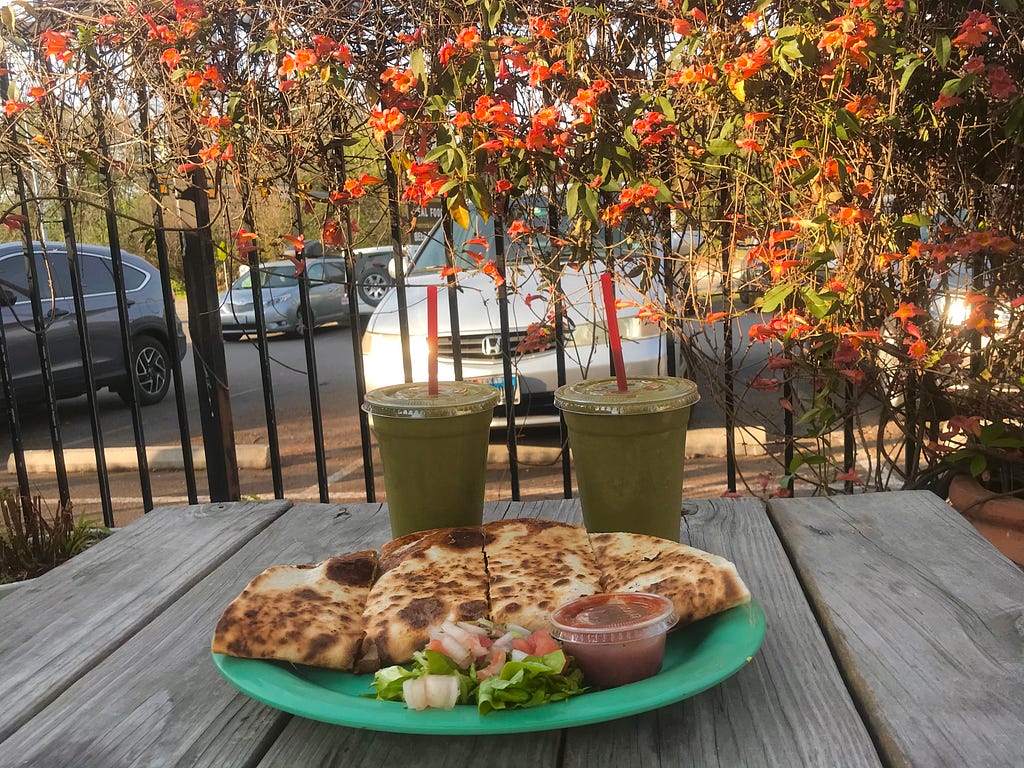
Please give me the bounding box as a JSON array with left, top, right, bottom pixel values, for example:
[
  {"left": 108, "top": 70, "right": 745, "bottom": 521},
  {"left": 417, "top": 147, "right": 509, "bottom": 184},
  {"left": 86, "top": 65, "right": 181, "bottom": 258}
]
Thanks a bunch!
[
  {"left": 426, "top": 639, "right": 446, "bottom": 654},
  {"left": 511, "top": 636, "right": 535, "bottom": 654},
  {"left": 477, "top": 635, "right": 493, "bottom": 648},
  {"left": 476, "top": 649, "right": 507, "bottom": 680},
  {"left": 529, "top": 630, "right": 561, "bottom": 657}
]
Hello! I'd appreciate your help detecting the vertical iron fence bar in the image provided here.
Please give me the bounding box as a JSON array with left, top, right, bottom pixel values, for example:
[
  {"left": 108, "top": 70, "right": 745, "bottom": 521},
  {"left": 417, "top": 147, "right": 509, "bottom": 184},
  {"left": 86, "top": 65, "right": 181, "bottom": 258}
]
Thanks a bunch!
[
  {"left": 42, "top": 54, "right": 115, "bottom": 523},
  {"left": 547, "top": 203, "right": 572, "bottom": 499},
  {"left": 137, "top": 88, "right": 197, "bottom": 505},
  {"left": 1, "top": 62, "right": 70, "bottom": 505},
  {"left": 721, "top": 238, "right": 737, "bottom": 494},
  {"left": 236, "top": 175, "right": 283, "bottom": 498},
  {"left": 493, "top": 209, "right": 520, "bottom": 499},
  {"left": 0, "top": 309, "right": 32, "bottom": 518},
  {"left": 18, "top": 201, "right": 71, "bottom": 506},
  {"left": 844, "top": 380, "right": 855, "bottom": 494},
  {"left": 661, "top": 210, "right": 677, "bottom": 378},
  {"left": 783, "top": 349, "right": 795, "bottom": 494},
  {"left": 180, "top": 129, "right": 239, "bottom": 501},
  {"left": 87, "top": 71, "right": 153, "bottom": 511},
  {"left": 288, "top": 192, "right": 329, "bottom": 503},
  {"left": 383, "top": 133, "right": 413, "bottom": 383},
  {"left": 54, "top": 170, "right": 114, "bottom": 525},
  {"left": 443, "top": 209, "right": 464, "bottom": 382},
  {"left": 334, "top": 141, "right": 375, "bottom": 502}
]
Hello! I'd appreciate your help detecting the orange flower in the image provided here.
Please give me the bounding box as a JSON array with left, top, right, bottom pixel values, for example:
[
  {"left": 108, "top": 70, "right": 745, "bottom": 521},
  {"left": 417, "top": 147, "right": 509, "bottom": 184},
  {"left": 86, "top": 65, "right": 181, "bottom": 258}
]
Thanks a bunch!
[
  {"left": 368, "top": 107, "right": 405, "bottom": 140},
  {"left": 736, "top": 137, "right": 763, "bottom": 153},
  {"left": 455, "top": 26, "right": 481, "bottom": 50},
  {"left": 160, "top": 48, "right": 183, "bottom": 69},
  {"left": 41, "top": 29, "right": 75, "bottom": 64},
  {"left": 932, "top": 93, "right": 963, "bottom": 111},
  {"left": 893, "top": 302, "right": 922, "bottom": 326},
  {"left": 953, "top": 10, "right": 998, "bottom": 50}
]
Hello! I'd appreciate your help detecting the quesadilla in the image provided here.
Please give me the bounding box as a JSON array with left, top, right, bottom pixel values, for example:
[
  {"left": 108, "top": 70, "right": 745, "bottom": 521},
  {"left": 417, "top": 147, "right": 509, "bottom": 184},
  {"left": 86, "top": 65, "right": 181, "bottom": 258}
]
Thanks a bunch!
[
  {"left": 482, "top": 518, "right": 603, "bottom": 630},
  {"left": 356, "top": 526, "right": 489, "bottom": 671},
  {"left": 589, "top": 532, "right": 751, "bottom": 626},
  {"left": 211, "top": 550, "right": 378, "bottom": 670}
]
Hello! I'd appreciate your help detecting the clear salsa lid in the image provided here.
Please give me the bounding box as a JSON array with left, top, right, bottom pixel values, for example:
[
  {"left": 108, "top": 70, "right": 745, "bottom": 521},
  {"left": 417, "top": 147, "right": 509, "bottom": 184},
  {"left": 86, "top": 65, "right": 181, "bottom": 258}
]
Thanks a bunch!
[
  {"left": 362, "top": 381, "right": 499, "bottom": 419},
  {"left": 549, "top": 593, "right": 677, "bottom": 645},
  {"left": 554, "top": 377, "right": 700, "bottom": 416}
]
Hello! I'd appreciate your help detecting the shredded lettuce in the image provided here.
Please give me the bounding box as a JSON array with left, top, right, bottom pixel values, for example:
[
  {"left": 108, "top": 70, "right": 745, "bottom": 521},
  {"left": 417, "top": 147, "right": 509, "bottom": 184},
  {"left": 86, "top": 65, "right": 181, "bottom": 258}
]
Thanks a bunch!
[{"left": 370, "top": 648, "right": 585, "bottom": 714}]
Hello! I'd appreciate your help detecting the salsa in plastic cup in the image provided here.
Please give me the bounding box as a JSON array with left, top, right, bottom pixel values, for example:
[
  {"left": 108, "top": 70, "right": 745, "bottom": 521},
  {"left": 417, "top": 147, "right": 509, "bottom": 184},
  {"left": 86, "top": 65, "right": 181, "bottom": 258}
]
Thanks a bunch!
[
  {"left": 363, "top": 381, "right": 498, "bottom": 537},
  {"left": 555, "top": 376, "right": 700, "bottom": 541},
  {"left": 550, "top": 593, "right": 677, "bottom": 688}
]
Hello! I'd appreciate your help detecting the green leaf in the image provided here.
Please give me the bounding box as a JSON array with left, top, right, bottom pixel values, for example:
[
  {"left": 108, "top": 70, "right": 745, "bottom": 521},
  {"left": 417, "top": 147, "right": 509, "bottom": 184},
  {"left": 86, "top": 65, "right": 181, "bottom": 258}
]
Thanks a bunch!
[
  {"left": 706, "top": 138, "right": 737, "bottom": 156},
  {"left": 761, "top": 284, "right": 794, "bottom": 313},
  {"left": 789, "top": 453, "right": 827, "bottom": 473},
  {"left": 935, "top": 35, "right": 951, "bottom": 68},
  {"left": 566, "top": 183, "right": 580, "bottom": 220},
  {"left": 800, "top": 287, "right": 834, "bottom": 319},
  {"left": 970, "top": 452, "right": 988, "bottom": 477},
  {"left": 791, "top": 164, "right": 819, "bottom": 187},
  {"left": 579, "top": 185, "right": 599, "bottom": 223},
  {"left": 409, "top": 48, "right": 426, "bottom": 84},
  {"left": 899, "top": 58, "right": 924, "bottom": 92},
  {"left": 901, "top": 213, "right": 931, "bottom": 228}
]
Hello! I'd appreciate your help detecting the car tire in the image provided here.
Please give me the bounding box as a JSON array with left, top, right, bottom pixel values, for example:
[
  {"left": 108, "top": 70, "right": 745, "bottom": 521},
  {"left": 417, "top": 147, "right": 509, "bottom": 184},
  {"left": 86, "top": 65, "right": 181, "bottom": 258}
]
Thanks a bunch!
[
  {"left": 118, "top": 334, "right": 171, "bottom": 406},
  {"left": 223, "top": 332, "right": 243, "bottom": 342},
  {"left": 358, "top": 266, "right": 393, "bottom": 307},
  {"left": 287, "top": 315, "right": 307, "bottom": 339}
]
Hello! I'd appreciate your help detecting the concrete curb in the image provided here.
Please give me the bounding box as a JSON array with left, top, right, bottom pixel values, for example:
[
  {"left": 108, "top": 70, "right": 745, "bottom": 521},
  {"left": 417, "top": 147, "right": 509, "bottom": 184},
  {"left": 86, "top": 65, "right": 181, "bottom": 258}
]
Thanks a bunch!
[
  {"left": 7, "top": 426, "right": 765, "bottom": 474},
  {"left": 7, "top": 445, "right": 271, "bottom": 474},
  {"left": 487, "top": 426, "right": 768, "bottom": 468}
]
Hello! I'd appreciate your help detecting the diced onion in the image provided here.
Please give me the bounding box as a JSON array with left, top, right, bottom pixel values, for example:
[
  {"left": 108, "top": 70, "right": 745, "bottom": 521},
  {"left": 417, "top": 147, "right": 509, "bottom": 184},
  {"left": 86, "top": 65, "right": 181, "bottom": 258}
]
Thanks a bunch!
[
  {"left": 439, "top": 634, "right": 473, "bottom": 668},
  {"left": 492, "top": 631, "right": 516, "bottom": 652},
  {"left": 456, "top": 621, "right": 490, "bottom": 636},
  {"left": 441, "top": 620, "right": 471, "bottom": 644},
  {"left": 423, "top": 675, "right": 460, "bottom": 710},
  {"left": 403, "top": 678, "right": 428, "bottom": 711},
  {"left": 510, "top": 649, "right": 529, "bottom": 662}
]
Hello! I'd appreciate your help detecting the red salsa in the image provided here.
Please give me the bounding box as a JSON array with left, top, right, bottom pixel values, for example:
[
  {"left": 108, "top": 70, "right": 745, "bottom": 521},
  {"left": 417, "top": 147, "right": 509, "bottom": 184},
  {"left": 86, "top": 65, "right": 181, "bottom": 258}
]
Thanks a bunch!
[{"left": 549, "top": 593, "right": 676, "bottom": 688}]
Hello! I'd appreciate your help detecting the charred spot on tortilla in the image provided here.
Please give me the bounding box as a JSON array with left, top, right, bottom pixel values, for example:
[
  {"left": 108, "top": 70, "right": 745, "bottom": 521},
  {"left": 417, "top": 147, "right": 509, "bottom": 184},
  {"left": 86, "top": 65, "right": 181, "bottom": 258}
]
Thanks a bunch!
[{"left": 398, "top": 597, "right": 446, "bottom": 629}]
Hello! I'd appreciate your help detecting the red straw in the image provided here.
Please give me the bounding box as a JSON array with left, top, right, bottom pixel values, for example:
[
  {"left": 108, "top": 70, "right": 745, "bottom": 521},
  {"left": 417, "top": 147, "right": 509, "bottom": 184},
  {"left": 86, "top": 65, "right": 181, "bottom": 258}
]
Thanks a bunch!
[
  {"left": 427, "top": 284, "right": 438, "bottom": 395},
  {"left": 600, "top": 272, "right": 628, "bottom": 392}
]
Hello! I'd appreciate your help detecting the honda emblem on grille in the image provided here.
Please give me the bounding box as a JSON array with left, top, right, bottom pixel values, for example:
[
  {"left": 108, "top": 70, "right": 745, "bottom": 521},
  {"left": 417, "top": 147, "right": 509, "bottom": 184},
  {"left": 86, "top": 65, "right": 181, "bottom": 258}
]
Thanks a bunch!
[{"left": 481, "top": 335, "right": 503, "bottom": 356}]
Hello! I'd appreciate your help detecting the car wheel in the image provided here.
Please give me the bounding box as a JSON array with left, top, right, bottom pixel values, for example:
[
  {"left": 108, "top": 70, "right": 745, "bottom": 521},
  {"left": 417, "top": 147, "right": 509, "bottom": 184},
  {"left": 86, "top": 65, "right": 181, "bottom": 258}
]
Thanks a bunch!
[
  {"left": 358, "top": 266, "right": 393, "bottom": 307},
  {"left": 287, "top": 315, "right": 307, "bottom": 339},
  {"left": 223, "top": 332, "right": 243, "bottom": 342},
  {"left": 119, "top": 334, "right": 171, "bottom": 406}
]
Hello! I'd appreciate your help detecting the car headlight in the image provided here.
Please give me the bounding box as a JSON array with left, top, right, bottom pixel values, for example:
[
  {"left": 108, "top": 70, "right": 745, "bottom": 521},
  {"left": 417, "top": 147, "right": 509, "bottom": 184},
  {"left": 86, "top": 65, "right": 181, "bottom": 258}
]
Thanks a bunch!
[{"left": 361, "top": 331, "right": 429, "bottom": 361}]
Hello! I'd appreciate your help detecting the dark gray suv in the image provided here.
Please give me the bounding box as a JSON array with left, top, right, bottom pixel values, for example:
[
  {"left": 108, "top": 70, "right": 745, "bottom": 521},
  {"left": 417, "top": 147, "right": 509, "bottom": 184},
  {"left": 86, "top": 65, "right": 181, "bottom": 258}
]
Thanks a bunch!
[{"left": 0, "top": 242, "right": 187, "bottom": 407}]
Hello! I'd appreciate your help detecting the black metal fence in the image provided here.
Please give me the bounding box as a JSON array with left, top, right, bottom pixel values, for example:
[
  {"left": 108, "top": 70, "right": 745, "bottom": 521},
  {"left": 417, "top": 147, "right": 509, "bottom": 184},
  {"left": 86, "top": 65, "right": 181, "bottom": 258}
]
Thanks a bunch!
[{"left": 1, "top": 165, "right": 774, "bottom": 525}]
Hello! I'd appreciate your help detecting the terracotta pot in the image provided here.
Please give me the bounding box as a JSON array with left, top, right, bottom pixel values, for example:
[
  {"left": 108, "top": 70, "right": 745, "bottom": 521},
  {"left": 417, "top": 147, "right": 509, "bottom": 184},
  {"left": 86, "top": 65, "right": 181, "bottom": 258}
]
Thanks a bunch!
[{"left": 948, "top": 474, "right": 1024, "bottom": 567}]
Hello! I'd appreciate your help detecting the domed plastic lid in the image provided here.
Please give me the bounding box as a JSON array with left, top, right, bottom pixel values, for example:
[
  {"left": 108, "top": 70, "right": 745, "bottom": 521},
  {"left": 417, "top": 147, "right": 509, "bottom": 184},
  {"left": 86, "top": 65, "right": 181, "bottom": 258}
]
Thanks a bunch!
[
  {"left": 554, "top": 376, "right": 699, "bottom": 416},
  {"left": 362, "top": 381, "right": 499, "bottom": 418},
  {"left": 550, "top": 593, "right": 677, "bottom": 645}
]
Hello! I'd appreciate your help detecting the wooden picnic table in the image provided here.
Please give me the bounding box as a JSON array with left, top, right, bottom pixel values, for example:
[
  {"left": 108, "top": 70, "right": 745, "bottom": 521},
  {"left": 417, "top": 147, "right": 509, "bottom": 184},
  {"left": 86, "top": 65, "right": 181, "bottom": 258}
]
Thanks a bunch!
[{"left": 1, "top": 491, "right": 1021, "bottom": 767}]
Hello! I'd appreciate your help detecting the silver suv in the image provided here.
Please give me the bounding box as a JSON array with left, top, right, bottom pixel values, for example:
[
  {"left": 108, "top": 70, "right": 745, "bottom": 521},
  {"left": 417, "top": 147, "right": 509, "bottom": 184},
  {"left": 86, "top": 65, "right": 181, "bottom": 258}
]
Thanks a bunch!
[{"left": 0, "top": 242, "right": 187, "bottom": 407}]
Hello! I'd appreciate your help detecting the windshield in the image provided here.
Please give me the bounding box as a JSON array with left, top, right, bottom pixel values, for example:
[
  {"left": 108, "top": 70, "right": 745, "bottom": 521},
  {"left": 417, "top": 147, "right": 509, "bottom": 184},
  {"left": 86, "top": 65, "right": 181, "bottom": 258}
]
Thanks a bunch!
[
  {"left": 231, "top": 265, "right": 298, "bottom": 290},
  {"left": 410, "top": 199, "right": 642, "bottom": 274}
]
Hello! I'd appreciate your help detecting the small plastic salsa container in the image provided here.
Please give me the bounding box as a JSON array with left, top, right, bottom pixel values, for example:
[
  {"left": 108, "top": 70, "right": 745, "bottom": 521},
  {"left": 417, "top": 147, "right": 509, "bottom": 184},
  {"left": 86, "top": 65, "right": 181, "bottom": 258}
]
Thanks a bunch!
[{"left": 549, "top": 593, "right": 677, "bottom": 688}]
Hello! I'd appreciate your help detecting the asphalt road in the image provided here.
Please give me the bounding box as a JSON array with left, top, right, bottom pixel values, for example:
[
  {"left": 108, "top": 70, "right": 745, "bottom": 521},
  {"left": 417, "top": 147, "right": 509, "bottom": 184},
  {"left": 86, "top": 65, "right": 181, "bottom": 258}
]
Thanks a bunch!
[{"left": 3, "top": 298, "right": 786, "bottom": 526}]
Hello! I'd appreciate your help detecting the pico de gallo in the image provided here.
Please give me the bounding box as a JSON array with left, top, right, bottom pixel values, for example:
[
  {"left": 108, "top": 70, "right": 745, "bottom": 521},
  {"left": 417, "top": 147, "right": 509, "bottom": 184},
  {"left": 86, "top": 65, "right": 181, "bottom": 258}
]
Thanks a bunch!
[{"left": 370, "top": 619, "right": 586, "bottom": 714}]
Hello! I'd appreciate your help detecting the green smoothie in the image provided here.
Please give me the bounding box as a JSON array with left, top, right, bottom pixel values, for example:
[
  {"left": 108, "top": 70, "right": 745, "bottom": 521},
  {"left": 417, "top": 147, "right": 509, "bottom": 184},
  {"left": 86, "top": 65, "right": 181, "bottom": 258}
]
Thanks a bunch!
[
  {"left": 555, "top": 377, "right": 700, "bottom": 541},
  {"left": 362, "top": 381, "right": 499, "bottom": 537}
]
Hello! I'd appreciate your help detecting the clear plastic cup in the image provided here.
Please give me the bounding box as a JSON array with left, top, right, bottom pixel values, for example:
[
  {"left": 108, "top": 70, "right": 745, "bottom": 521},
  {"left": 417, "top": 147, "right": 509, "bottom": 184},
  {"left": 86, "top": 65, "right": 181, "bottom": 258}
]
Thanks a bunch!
[
  {"left": 549, "top": 593, "right": 677, "bottom": 688},
  {"left": 362, "top": 381, "right": 498, "bottom": 537},
  {"left": 555, "top": 377, "right": 700, "bottom": 541}
]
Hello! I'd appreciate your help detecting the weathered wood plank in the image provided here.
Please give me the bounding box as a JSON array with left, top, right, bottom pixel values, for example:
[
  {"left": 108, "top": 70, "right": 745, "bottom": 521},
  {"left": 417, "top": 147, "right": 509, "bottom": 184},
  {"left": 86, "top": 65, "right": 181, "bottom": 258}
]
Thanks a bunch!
[
  {"left": 563, "top": 497, "right": 882, "bottom": 768},
  {"left": 0, "top": 501, "right": 389, "bottom": 768},
  {"left": 0, "top": 499, "right": 291, "bottom": 743},
  {"left": 768, "top": 490, "right": 1024, "bottom": 768},
  {"left": 251, "top": 500, "right": 569, "bottom": 768}
]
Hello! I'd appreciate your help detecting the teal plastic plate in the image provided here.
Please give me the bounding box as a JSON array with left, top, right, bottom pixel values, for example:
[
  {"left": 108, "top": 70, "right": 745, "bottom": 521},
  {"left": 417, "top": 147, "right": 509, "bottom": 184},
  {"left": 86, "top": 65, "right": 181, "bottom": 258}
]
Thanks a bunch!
[{"left": 212, "top": 598, "right": 765, "bottom": 735}]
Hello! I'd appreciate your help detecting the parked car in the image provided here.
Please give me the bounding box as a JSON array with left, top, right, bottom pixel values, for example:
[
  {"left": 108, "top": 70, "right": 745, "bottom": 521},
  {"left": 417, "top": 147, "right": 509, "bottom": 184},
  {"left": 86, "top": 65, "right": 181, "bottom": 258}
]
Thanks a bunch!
[
  {"left": 360, "top": 205, "right": 688, "bottom": 427},
  {"left": 0, "top": 241, "right": 187, "bottom": 407},
  {"left": 219, "top": 257, "right": 350, "bottom": 340}
]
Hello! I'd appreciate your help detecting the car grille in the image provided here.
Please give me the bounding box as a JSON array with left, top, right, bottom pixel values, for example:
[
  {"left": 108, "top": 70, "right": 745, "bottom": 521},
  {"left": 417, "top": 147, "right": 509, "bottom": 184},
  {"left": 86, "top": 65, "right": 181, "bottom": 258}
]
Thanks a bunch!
[{"left": 438, "top": 331, "right": 532, "bottom": 361}]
